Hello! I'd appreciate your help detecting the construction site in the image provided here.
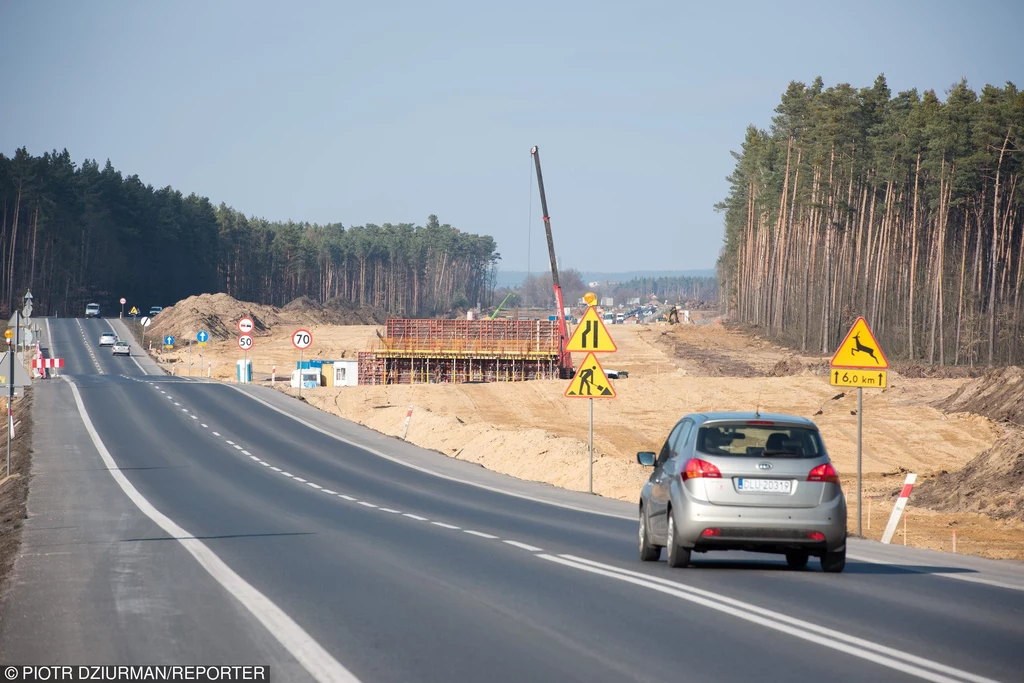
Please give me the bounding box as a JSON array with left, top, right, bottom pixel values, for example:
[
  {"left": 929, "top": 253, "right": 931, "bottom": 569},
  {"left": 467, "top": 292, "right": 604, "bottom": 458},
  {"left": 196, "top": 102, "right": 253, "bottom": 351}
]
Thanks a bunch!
[{"left": 356, "top": 318, "right": 564, "bottom": 385}]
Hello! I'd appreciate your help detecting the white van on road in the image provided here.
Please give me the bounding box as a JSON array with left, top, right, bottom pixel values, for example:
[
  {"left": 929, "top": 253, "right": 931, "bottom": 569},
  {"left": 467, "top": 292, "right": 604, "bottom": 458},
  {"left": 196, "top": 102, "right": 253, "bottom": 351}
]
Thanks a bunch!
[{"left": 85, "top": 303, "right": 101, "bottom": 318}]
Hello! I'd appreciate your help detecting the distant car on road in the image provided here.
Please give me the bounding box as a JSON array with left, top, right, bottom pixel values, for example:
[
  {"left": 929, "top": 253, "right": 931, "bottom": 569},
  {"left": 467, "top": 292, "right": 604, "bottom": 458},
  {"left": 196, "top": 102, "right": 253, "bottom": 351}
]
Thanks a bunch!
[
  {"left": 149, "top": 306, "right": 163, "bottom": 317},
  {"left": 85, "top": 303, "right": 101, "bottom": 318},
  {"left": 637, "top": 411, "right": 847, "bottom": 572},
  {"left": 112, "top": 341, "right": 131, "bottom": 356},
  {"left": 99, "top": 333, "right": 117, "bottom": 347}
]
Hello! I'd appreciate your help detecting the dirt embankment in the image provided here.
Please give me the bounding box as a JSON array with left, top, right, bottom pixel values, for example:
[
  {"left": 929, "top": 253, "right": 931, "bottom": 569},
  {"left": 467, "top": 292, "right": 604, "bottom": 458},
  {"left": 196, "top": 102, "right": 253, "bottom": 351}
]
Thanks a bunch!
[
  {"left": 914, "top": 368, "right": 1024, "bottom": 522},
  {"left": 0, "top": 389, "right": 33, "bottom": 599}
]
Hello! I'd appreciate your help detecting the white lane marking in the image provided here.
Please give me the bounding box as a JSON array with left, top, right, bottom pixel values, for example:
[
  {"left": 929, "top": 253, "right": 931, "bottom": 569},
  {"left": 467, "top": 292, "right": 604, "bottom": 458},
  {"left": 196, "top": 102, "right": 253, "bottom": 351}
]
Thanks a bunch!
[
  {"left": 241, "top": 450, "right": 251, "bottom": 455},
  {"left": 378, "top": 507, "right": 401, "bottom": 514},
  {"left": 544, "top": 554, "right": 999, "bottom": 683},
  {"left": 431, "top": 522, "right": 460, "bottom": 530},
  {"left": 293, "top": 477, "right": 307, "bottom": 483},
  {"left": 270, "top": 467, "right": 282, "bottom": 472},
  {"left": 229, "top": 386, "right": 632, "bottom": 521},
  {"left": 357, "top": 501, "right": 378, "bottom": 508},
  {"left": 161, "top": 391, "right": 166, "bottom": 394},
  {"left": 225, "top": 440, "right": 236, "bottom": 445},
  {"left": 201, "top": 424, "right": 209, "bottom": 428},
  {"left": 307, "top": 483, "right": 323, "bottom": 490},
  {"left": 190, "top": 415, "right": 198, "bottom": 420},
  {"left": 63, "top": 377, "right": 360, "bottom": 683},
  {"left": 403, "top": 514, "right": 428, "bottom": 521},
  {"left": 503, "top": 540, "right": 543, "bottom": 552},
  {"left": 463, "top": 530, "right": 498, "bottom": 539},
  {"left": 181, "top": 408, "right": 189, "bottom": 413},
  {"left": 260, "top": 462, "right": 270, "bottom": 467},
  {"left": 339, "top": 494, "right": 356, "bottom": 501},
  {"left": 233, "top": 445, "right": 243, "bottom": 450},
  {"left": 212, "top": 432, "right": 221, "bottom": 437},
  {"left": 847, "top": 554, "right": 1024, "bottom": 593},
  {"left": 322, "top": 490, "right": 338, "bottom": 495},
  {"left": 282, "top": 472, "right": 294, "bottom": 478},
  {"left": 249, "top": 456, "right": 261, "bottom": 462}
]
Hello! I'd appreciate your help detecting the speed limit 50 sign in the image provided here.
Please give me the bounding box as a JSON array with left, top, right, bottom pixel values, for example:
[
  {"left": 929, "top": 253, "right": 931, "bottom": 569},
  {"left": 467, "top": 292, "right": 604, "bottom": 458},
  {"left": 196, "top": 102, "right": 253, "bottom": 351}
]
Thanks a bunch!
[
  {"left": 292, "top": 329, "right": 313, "bottom": 350},
  {"left": 238, "top": 334, "right": 254, "bottom": 351}
]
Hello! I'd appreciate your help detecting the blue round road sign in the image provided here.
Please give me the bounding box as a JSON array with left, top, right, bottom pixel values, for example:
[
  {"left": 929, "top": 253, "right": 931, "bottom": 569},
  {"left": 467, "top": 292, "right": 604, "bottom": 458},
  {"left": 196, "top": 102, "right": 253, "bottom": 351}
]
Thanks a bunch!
[
  {"left": 164, "top": 335, "right": 175, "bottom": 346},
  {"left": 197, "top": 330, "right": 209, "bottom": 343}
]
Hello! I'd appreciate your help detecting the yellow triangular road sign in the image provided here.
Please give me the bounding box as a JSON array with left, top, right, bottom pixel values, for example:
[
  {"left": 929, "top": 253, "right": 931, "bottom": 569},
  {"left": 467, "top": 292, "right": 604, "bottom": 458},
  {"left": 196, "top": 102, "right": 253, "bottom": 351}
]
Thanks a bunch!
[
  {"left": 565, "top": 352, "right": 616, "bottom": 398},
  {"left": 129, "top": 306, "right": 138, "bottom": 315},
  {"left": 566, "top": 306, "right": 617, "bottom": 353},
  {"left": 831, "top": 317, "right": 888, "bottom": 369}
]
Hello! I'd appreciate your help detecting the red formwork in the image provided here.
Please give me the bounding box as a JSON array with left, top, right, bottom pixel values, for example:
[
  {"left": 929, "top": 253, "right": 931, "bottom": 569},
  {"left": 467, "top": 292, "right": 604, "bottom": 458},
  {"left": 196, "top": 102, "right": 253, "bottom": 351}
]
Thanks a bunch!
[{"left": 357, "top": 319, "right": 562, "bottom": 385}]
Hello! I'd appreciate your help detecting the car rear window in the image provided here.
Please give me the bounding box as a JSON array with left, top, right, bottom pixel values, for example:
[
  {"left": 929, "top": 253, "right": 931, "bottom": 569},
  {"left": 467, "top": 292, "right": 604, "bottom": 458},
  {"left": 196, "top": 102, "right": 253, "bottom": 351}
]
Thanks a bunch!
[{"left": 696, "top": 423, "right": 824, "bottom": 458}]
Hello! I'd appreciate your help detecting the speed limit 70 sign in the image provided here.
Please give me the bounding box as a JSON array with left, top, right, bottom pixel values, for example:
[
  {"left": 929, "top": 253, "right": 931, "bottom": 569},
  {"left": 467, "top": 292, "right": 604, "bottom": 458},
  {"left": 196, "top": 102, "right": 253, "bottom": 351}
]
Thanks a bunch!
[
  {"left": 238, "top": 334, "right": 254, "bottom": 350},
  {"left": 292, "top": 329, "right": 313, "bottom": 350}
]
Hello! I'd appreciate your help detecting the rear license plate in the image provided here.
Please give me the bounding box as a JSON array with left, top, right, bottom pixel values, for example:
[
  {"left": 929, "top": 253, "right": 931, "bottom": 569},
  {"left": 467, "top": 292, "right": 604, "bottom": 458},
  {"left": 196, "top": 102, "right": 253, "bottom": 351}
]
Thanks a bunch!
[{"left": 737, "top": 478, "right": 793, "bottom": 494}]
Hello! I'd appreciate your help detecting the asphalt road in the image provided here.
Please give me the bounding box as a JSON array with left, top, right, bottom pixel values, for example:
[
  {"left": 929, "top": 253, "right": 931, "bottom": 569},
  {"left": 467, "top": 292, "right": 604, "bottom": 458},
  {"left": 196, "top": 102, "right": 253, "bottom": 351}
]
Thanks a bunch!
[{"left": 1, "top": 317, "right": 1022, "bottom": 682}]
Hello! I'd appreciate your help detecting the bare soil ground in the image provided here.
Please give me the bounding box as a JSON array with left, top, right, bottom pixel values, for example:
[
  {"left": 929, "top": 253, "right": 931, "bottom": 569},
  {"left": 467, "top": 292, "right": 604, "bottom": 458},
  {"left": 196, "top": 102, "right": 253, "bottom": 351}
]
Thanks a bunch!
[
  {"left": 0, "top": 390, "right": 33, "bottom": 599},
  {"left": 147, "top": 299, "right": 1024, "bottom": 561}
]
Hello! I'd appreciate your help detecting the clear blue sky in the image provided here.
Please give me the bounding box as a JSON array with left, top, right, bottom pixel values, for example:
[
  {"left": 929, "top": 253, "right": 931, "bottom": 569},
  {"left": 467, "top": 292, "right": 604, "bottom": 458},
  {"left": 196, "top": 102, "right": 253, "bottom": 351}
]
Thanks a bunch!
[{"left": 1, "top": 0, "right": 1020, "bottom": 274}]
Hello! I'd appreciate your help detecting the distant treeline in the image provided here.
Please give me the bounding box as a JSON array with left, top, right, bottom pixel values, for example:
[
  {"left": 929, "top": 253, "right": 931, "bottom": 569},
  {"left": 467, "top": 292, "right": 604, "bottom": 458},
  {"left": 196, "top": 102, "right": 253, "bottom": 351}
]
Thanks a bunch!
[
  {"left": 611, "top": 276, "right": 718, "bottom": 303},
  {"left": 717, "top": 76, "right": 1024, "bottom": 365},
  {"left": 0, "top": 148, "right": 499, "bottom": 317}
]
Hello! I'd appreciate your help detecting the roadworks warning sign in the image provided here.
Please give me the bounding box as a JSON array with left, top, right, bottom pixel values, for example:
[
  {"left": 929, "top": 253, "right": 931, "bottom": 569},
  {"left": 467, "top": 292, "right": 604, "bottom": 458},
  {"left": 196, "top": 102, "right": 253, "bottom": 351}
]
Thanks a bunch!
[{"left": 565, "top": 352, "right": 616, "bottom": 398}]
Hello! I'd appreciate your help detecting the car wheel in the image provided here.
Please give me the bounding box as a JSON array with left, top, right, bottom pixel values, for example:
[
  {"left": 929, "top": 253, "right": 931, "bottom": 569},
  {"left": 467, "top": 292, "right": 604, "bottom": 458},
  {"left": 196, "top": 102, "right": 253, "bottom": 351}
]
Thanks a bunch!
[
  {"left": 638, "top": 506, "right": 660, "bottom": 562},
  {"left": 785, "top": 551, "right": 809, "bottom": 569},
  {"left": 665, "top": 511, "right": 691, "bottom": 568},
  {"left": 821, "top": 547, "right": 846, "bottom": 573}
]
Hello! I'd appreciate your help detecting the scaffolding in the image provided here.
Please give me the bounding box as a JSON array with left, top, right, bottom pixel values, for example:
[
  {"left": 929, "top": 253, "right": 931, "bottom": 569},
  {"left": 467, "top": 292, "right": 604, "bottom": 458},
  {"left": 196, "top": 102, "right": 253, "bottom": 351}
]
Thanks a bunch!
[{"left": 357, "top": 318, "right": 562, "bottom": 385}]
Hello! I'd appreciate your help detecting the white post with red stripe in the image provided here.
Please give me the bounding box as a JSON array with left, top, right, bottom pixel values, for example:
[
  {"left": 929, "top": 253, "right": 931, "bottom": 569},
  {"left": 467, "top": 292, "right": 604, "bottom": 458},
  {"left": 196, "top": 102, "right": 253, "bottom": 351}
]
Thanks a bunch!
[
  {"left": 401, "top": 405, "right": 414, "bottom": 440},
  {"left": 881, "top": 473, "right": 916, "bottom": 544}
]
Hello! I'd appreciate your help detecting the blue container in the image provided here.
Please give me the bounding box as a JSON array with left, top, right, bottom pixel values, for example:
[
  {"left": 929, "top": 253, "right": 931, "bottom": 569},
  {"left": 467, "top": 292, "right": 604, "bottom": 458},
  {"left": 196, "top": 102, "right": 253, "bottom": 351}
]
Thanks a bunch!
[{"left": 236, "top": 359, "right": 252, "bottom": 383}]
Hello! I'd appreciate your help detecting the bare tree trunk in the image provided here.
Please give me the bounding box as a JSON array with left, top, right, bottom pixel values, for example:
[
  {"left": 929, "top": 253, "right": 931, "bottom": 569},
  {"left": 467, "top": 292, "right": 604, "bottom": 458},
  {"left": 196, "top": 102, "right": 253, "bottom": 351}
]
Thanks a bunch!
[
  {"left": 908, "top": 153, "right": 921, "bottom": 359},
  {"left": 988, "top": 127, "right": 1012, "bottom": 366}
]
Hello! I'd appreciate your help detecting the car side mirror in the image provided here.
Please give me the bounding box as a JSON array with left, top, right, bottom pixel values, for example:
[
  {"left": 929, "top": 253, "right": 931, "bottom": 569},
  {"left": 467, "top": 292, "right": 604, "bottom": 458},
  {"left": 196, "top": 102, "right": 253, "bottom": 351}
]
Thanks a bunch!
[{"left": 636, "top": 451, "right": 656, "bottom": 467}]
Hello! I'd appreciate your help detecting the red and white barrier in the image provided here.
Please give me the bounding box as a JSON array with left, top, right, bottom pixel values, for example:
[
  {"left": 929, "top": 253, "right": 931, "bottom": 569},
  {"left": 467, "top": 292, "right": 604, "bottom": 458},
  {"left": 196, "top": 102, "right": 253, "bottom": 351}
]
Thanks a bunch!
[
  {"left": 881, "top": 473, "right": 916, "bottom": 544},
  {"left": 401, "top": 405, "right": 414, "bottom": 440},
  {"left": 32, "top": 358, "right": 64, "bottom": 369}
]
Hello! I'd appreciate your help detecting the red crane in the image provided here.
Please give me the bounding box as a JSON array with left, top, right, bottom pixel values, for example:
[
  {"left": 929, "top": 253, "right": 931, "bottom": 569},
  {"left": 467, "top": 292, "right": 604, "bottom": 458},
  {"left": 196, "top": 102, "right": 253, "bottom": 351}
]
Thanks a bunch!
[{"left": 530, "top": 146, "right": 574, "bottom": 378}]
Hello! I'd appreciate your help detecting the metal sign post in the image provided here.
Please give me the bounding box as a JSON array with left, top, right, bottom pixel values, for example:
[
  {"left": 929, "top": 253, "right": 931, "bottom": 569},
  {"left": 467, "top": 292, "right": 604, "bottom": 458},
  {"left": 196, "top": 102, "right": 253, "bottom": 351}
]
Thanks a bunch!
[
  {"left": 188, "top": 339, "right": 193, "bottom": 377},
  {"left": 589, "top": 398, "right": 594, "bottom": 494},
  {"left": 857, "top": 387, "right": 863, "bottom": 537},
  {"left": 5, "top": 333, "right": 12, "bottom": 478}
]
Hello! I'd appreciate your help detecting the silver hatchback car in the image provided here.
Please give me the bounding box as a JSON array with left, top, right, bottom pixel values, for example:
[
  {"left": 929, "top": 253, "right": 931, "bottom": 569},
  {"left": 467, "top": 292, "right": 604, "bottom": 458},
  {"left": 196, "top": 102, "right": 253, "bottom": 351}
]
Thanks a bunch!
[{"left": 637, "top": 412, "right": 847, "bottom": 572}]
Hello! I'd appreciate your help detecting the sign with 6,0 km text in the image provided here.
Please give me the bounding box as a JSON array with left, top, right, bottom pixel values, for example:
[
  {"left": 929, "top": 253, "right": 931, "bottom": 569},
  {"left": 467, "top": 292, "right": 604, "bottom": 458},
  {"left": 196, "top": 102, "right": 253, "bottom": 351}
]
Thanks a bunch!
[{"left": 830, "top": 368, "right": 887, "bottom": 389}]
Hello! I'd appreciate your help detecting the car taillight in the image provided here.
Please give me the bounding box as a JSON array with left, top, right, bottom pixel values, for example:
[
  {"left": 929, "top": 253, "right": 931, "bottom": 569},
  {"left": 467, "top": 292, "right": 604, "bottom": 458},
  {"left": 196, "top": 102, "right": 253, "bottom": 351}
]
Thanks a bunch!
[
  {"left": 683, "top": 458, "right": 722, "bottom": 481},
  {"left": 807, "top": 531, "right": 826, "bottom": 541},
  {"left": 745, "top": 420, "right": 776, "bottom": 425},
  {"left": 701, "top": 528, "right": 721, "bottom": 537},
  {"left": 807, "top": 463, "right": 839, "bottom": 484}
]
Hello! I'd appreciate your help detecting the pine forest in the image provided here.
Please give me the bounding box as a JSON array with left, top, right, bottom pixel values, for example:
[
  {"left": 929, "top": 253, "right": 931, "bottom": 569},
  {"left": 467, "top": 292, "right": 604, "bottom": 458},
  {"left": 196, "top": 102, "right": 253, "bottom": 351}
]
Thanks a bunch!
[
  {"left": 717, "top": 76, "right": 1024, "bottom": 366},
  {"left": 0, "top": 149, "right": 500, "bottom": 318}
]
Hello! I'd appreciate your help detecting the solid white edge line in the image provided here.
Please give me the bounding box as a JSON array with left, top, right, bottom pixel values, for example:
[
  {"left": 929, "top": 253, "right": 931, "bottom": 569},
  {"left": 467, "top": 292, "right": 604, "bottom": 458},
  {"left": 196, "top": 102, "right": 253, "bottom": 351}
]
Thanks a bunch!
[
  {"left": 557, "top": 554, "right": 1001, "bottom": 683},
  {"left": 503, "top": 540, "right": 543, "bottom": 552},
  {"left": 540, "top": 554, "right": 992, "bottom": 683},
  {"left": 62, "top": 376, "right": 359, "bottom": 683},
  {"left": 847, "top": 553, "right": 1024, "bottom": 593},
  {"left": 226, "top": 385, "right": 633, "bottom": 521}
]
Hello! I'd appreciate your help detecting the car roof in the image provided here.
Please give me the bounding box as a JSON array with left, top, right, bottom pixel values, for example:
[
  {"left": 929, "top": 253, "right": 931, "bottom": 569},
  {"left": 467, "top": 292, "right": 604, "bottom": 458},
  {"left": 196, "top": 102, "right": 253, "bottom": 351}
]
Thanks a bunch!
[{"left": 692, "top": 411, "right": 818, "bottom": 428}]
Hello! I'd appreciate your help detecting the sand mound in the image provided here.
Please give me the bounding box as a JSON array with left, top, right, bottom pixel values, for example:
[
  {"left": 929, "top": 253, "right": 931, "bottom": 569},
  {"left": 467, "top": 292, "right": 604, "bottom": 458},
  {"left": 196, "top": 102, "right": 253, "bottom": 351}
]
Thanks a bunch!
[
  {"left": 767, "top": 356, "right": 805, "bottom": 377},
  {"left": 937, "top": 367, "right": 1024, "bottom": 426},
  {"left": 914, "top": 429, "right": 1024, "bottom": 522},
  {"left": 148, "top": 292, "right": 386, "bottom": 343}
]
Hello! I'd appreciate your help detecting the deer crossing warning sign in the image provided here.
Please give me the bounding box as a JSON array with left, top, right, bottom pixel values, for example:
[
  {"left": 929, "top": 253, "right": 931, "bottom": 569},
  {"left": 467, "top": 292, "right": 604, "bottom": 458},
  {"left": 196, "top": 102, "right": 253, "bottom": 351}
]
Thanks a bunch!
[
  {"left": 830, "top": 317, "right": 888, "bottom": 369},
  {"left": 566, "top": 307, "right": 617, "bottom": 353},
  {"left": 565, "top": 352, "right": 616, "bottom": 398}
]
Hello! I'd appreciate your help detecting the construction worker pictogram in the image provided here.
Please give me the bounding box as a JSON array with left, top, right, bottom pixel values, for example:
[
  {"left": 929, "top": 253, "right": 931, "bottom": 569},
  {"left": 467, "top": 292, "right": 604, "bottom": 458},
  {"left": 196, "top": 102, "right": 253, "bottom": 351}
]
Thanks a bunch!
[
  {"left": 565, "top": 353, "right": 616, "bottom": 398},
  {"left": 830, "top": 317, "right": 889, "bottom": 369},
  {"left": 566, "top": 306, "right": 617, "bottom": 353}
]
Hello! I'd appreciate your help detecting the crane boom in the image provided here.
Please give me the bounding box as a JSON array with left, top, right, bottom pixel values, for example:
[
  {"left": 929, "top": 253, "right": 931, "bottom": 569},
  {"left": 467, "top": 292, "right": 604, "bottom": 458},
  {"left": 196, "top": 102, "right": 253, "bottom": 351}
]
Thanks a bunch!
[{"left": 530, "top": 145, "right": 573, "bottom": 377}]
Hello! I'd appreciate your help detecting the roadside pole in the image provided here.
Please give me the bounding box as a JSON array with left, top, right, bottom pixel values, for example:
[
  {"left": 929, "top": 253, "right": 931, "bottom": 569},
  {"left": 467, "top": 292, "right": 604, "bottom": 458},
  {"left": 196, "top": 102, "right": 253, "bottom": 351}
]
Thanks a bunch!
[
  {"left": 829, "top": 317, "right": 889, "bottom": 537},
  {"left": 857, "top": 387, "right": 863, "bottom": 537},
  {"left": 298, "top": 349, "right": 303, "bottom": 399},
  {"left": 188, "top": 339, "right": 193, "bottom": 377},
  {"left": 6, "top": 334, "right": 12, "bottom": 478},
  {"left": 589, "top": 398, "right": 594, "bottom": 494},
  {"left": 292, "top": 329, "right": 313, "bottom": 400}
]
